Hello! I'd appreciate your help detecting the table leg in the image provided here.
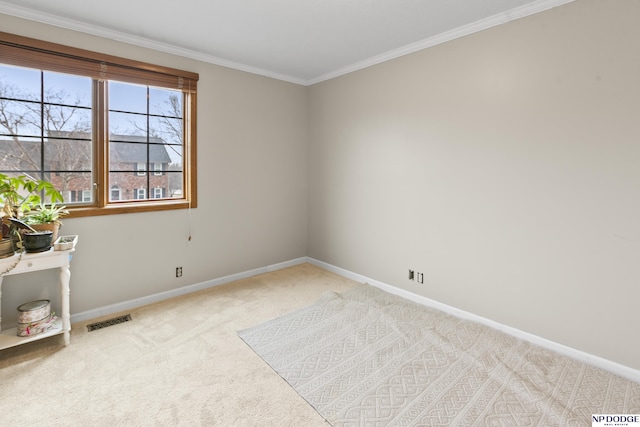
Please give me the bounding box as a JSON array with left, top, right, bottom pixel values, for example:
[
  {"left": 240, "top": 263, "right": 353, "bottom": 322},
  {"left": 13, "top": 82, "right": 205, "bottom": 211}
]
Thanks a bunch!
[{"left": 59, "top": 264, "right": 71, "bottom": 345}]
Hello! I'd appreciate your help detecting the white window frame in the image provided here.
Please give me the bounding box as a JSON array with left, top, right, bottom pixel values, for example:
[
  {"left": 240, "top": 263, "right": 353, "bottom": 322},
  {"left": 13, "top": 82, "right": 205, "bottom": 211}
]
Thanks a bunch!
[{"left": 110, "top": 187, "right": 121, "bottom": 201}]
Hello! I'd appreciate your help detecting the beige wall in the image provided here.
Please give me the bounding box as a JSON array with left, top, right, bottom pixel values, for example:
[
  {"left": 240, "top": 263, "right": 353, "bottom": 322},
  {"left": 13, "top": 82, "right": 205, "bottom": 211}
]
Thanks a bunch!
[
  {"left": 2, "top": 0, "right": 639, "bottom": 371},
  {"left": 308, "top": 0, "right": 640, "bottom": 369},
  {"left": 0, "top": 14, "right": 309, "bottom": 320}
]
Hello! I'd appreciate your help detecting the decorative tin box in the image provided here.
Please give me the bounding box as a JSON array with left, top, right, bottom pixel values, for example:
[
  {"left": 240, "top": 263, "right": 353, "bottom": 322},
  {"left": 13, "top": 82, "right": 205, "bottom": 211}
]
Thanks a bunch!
[
  {"left": 17, "top": 300, "right": 55, "bottom": 337},
  {"left": 18, "top": 300, "right": 50, "bottom": 323}
]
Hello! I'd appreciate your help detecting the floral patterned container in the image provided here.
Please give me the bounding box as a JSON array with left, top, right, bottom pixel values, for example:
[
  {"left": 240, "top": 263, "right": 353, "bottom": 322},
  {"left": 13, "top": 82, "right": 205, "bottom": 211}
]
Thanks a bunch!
[
  {"left": 17, "top": 314, "right": 56, "bottom": 337},
  {"left": 17, "top": 300, "right": 51, "bottom": 324},
  {"left": 17, "top": 300, "right": 54, "bottom": 336}
]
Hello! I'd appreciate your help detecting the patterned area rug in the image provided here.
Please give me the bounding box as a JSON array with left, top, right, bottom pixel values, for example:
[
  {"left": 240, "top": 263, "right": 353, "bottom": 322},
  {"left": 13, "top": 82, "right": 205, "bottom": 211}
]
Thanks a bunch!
[{"left": 238, "top": 284, "right": 640, "bottom": 426}]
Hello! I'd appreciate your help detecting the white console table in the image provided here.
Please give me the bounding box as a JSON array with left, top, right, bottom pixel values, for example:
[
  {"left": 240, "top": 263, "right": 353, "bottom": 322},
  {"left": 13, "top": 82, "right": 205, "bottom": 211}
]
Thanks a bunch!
[{"left": 0, "top": 247, "right": 75, "bottom": 350}]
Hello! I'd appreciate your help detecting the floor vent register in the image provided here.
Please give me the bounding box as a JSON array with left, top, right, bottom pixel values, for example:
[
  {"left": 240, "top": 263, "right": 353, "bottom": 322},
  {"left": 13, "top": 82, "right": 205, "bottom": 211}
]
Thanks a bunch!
[{"left": 87, "top": 314, "right": 132, "bottom": 332}]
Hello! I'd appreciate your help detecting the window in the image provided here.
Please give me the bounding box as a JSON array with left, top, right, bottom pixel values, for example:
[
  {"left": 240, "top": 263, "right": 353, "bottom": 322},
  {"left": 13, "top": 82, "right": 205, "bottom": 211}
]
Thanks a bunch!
[
  {"left": 0, "top": 31, "right": 198, "bottom": 217},
  {"left": 110, "top": 186, "right": 121, "bottom": 201}
]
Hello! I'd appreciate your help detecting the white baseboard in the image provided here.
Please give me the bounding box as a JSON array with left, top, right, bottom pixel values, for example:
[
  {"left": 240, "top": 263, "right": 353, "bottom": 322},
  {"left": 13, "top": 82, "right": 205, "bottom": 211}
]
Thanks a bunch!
[
  {"left": 71, "top": 255, "right": 639, "bottom": 383},
  {"left": 306, "top": 257, "right": 640, "bottom": 384},
  {"left": 71, "top": 257, "right": 307, "bottom": 324}
]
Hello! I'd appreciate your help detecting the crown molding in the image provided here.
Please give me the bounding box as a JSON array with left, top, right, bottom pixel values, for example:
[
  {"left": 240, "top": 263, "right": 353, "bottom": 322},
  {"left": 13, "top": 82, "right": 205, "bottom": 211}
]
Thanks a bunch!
[
  {"left": 1, "top": 0, "right": 575, "bottom": 87},
  {"left": 0, "top": 1, "right": 306, "bottom": 85},
  {"left": 305, "top": 0, "right": 576, "bottom": 85}
]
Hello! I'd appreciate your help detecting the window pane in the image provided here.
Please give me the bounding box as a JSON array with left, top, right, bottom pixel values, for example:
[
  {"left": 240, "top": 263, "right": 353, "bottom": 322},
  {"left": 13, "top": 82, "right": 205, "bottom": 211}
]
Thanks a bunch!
[
  {"left": 149, "top": 116, "right": 182, "bottom": 145},
  {"left": 109, "top": 111, "right": 147, "bottom": 137},
  {"left": 0, "top": 62, "right": 95, "bottom": 206},
  {"left": 56, "top": 172, "right": 93, "bottom": 204},
  {"left": 0, "top": 137, "right": 42, "bottom": 173},
  {"left": 0, "top": 64, "right": 41, "bottom": 101},
  {"left": 110, "top": 141, "right": 146, "bottom": 172},
  {"left": 166, "top": 144, "right": 183, "bottom": 168},
  {"left": 109, "top": 81, "right": 147, "bottom": 113},
  {"left": 109, "top": 172, "right": 148, "bottom": 201},
  {"left": 43, "top": 71, "right": 91, "bottom": 108},
  {"left": 149, "top": 175, "right": 168, "bottom": 197},
  {"left": 46, "top": 105, "right": 92, "bottom": 134},
  {"left": 149, "top": 87, "right": 182, "bottom": 116},
  {"left": 166, "top": 170, "right": 183, "bottom": 198},
  {"left": 44, "top": 137, "right": 92, "bottom": 172},
  {"left": 0, "top": 99, "right": 41, "bottom": 136},
  {"left": 106, "top": 82, "right": 183, "bottom": 203}
]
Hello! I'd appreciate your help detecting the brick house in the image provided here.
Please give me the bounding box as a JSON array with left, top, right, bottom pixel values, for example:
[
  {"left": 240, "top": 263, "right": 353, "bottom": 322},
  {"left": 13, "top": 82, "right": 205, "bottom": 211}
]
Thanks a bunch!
[{"left": 0, "top": 132, "right": 175, "bottom": 204}]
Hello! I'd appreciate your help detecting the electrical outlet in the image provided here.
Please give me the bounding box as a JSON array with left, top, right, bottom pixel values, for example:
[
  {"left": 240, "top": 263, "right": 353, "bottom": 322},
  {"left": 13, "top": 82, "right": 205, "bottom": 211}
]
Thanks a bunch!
[
  {"left": 417, "top": 272, "right": 424, "bottom": 284},
  {"left": 408, "top": 269, "right": 415, "bottom": 280},
  {"left": 176, "top": 267, "right": 182, "bottom": 278}
]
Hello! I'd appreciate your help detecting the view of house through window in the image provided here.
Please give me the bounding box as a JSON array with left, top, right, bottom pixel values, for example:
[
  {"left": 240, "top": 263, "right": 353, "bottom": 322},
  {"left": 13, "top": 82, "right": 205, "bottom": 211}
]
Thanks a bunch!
[
  {"left": 108, "top": 80, "right": 184, "bottom": 202},
  {"left": 0, "top": 64, "right": 93, "bottom": 204},
  {"left": 0, "top": 64, "right": 186, "bottom": 205},
  {"left": 0, "top": 31, "right": 198, "bottom": 216}
]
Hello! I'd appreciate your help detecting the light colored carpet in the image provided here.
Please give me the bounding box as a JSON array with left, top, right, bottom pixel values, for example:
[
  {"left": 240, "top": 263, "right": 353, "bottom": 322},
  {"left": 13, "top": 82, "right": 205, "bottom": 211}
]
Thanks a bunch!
[
  {"left": 0, "top": 263, "right": 358, "bottom": 426},
  {"left": 238, "top": 284, "right": 640, "bottom": 427}
]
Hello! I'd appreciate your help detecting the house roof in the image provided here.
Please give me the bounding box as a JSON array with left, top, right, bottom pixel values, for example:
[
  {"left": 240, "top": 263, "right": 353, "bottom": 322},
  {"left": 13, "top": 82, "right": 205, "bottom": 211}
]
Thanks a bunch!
[
  {"left": 0, "top": 132, "right": 172, "bottom": 173},
  {"left": 108, "top": 134, "right": 173, "bottom": 164}
]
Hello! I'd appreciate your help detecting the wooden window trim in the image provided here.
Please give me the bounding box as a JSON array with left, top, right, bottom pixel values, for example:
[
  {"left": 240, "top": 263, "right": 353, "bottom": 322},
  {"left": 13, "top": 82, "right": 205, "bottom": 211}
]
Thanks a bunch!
[
  {"left": 0, "top": 31, "right": 198, "bottom": 217},
  {"left": 0, "top": 32, "right": 198, "bottom": 91}
]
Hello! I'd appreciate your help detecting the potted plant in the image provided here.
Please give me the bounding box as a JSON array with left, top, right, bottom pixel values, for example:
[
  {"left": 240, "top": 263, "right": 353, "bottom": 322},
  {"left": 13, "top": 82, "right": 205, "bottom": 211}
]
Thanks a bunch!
[
  {"left": 23, "top": 203, "right": 69, "bottom": 241},
  {"left": 0, "top": 173, "right": 63, "bottom": 219},
  {"left": 0, "top": 173, "right": 65, "bottom": 255}
]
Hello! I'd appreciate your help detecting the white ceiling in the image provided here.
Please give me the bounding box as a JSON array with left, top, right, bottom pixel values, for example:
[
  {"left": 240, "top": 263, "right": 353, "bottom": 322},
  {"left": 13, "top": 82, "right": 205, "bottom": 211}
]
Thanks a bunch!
[{"left": 0, "top": 0, "right": 573, "bottom": 85}]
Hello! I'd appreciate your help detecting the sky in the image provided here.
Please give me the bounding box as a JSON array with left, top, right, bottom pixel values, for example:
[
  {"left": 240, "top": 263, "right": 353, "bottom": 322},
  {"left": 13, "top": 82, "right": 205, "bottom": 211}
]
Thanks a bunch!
[{"left": 0, "top": 63, "right": 184, "bottom": 163}]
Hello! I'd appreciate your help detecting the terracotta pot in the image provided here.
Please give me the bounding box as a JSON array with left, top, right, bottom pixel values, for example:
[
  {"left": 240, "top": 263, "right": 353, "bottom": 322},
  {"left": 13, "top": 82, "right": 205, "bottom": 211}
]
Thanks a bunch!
[{"left": 30, "top": 223, "right": 60, "bottom": 241}]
